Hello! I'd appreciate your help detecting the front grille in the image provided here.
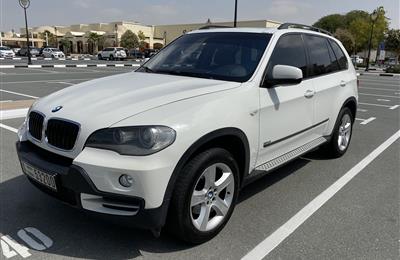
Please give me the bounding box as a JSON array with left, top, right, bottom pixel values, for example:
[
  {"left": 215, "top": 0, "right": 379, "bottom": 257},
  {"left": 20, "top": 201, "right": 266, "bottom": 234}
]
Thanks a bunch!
[
  {"left": 28, "top": 112, "right": 44, "bottom": 140},
  {"left": 46, "top": 119, "right": 79, "bottom": 150}
]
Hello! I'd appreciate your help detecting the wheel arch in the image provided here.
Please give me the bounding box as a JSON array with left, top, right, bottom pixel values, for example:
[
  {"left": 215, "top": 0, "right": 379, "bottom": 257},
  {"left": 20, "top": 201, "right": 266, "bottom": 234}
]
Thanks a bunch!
[
  {"left": 342, "top": 96, "right": 357, "bottom": 122},
  {"left": 158, "top": 128, "right": 250, "bottom": 226}
]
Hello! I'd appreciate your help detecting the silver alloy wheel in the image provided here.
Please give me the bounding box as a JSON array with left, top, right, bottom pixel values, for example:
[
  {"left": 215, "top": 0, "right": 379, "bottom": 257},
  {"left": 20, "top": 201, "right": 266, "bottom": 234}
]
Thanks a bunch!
[
  {"left": 190, "top": 163, "right": 235, "bottom": 232},
  {"left": 338, "top": 114, "right": 352, "bottom": 151}
]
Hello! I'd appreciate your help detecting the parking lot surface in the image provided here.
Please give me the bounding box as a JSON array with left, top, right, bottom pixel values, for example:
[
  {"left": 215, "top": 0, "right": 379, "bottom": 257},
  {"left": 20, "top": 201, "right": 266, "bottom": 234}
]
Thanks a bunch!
[{"left": 1, "top": 66, "right": 399, "bottom": 259}]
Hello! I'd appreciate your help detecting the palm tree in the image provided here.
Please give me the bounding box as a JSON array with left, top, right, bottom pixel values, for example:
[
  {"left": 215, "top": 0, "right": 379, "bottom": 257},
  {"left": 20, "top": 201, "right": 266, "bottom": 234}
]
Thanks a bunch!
[
  {"left": 87, "top": 33, "right": 101, "bottom": 54},
  {"left": 39, "top": 30, "right": 57, "bottom": 47}
]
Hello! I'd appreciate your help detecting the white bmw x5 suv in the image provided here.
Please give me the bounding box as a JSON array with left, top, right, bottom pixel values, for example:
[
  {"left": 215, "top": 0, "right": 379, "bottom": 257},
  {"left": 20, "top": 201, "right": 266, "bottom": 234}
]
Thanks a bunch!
[{"left": 17, "top": 24, "right": 357, "bottom": 243}]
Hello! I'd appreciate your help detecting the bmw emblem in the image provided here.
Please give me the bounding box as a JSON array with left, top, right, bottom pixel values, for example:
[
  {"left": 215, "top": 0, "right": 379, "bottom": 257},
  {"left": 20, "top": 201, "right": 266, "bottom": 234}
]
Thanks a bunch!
[{"left": 52, "top": 106, "right": 63, "bottom": 113}]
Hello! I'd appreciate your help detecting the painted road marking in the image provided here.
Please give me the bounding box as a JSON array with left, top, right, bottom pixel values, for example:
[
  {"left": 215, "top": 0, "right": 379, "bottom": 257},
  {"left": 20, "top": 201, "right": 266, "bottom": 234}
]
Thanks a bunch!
[
  {"left": 360, "top": 117, "right": 376, "bottom": 125},
  {"left": 360, "top": 87, "right": 400, "bottom": 92},
  {"left": 359, "top": 102, "right": 394, "bottom": 108},
  {"left": 359, "top": 93, "right": 400, "bottom": 99},
  {"left": 0, "top": 89, "right": 38, "bottom": 99},
  {"left": 0, "top": 123, "right": 18, "bottom": 133},
  {"left": 1, "top": 235, "right": 31, "bottom": 258},
  {"left": 1, "top": 78, "right": 94, "bottom": 84},
  {"left": 56, "top": 82, "right": 75, "bottom": 86},
  {"left": 389, "top": 105, "right": 399, "bottom": 110},
  {"left": 242, "top": 130, "right": 400, "bottom": 260},
  {"left": 17, "top": 228, "right": 53, "bottom": 251},
  {"left": 0, "top": 100, "right": 13, "bottom": 103},
  {"left": 0, "top": 108, "right": 29, "bottom": 120},
  {"left": 357, "top": 108, "right": 367, "bottom": 112},
  {"left": 377, "top": 99, "right": 391, "bottom": 102}
]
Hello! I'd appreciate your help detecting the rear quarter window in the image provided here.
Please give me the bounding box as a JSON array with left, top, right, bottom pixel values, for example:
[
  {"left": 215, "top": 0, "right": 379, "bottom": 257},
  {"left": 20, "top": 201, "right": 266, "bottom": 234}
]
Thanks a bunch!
[{"left": 329, "top": 39, "right": 349, "bottom": 70}]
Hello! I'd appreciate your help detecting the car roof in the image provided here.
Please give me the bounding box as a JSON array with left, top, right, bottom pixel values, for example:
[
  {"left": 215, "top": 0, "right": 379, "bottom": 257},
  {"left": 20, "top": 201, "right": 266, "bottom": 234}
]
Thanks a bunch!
[{"left": 188, "top": 27, "right": 336, "bottom": 40}]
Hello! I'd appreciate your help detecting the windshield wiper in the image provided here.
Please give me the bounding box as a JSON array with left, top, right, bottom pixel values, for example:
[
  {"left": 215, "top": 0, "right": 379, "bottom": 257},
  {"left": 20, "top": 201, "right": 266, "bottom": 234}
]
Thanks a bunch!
[{"left": 140, "top": 65, "right": 155, "bottom": 73}]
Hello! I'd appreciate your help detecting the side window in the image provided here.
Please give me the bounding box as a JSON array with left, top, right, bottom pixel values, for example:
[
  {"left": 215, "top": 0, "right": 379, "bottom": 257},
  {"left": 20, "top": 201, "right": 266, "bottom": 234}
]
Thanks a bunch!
[
  {"left": 326, "top": 41, "right": 340, "bottom": 72},
  {"left": 266, "top": 34, "right": 307, "bottom": 79},
  {"left": 329, "top": 39, "right": 348, "bottom": 70},
  {"left": 304, "top": 35, "right": 337, "bottom": 76}
]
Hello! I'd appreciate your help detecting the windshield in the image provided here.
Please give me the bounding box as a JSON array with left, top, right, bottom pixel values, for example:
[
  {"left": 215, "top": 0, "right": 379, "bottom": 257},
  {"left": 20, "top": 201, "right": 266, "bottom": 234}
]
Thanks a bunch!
[
  {"left": 0, "top": 47, "right": 11, "bottom": 50},
  {"left": 137, "top": 32, "right": 272, "bottom": 82}
]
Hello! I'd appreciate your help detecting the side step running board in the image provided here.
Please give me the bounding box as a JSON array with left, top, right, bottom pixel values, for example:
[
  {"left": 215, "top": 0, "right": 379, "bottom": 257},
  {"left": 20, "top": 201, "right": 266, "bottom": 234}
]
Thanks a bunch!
[{"left": 255, "top": 137, "right": 327, "bottom": 172}]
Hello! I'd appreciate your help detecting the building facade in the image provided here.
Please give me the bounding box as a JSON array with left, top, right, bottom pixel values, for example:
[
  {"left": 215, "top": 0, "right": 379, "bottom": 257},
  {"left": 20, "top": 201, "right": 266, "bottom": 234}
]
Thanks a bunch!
[{"left": 1, "top": 19, "right": 281, "bottom": 53}]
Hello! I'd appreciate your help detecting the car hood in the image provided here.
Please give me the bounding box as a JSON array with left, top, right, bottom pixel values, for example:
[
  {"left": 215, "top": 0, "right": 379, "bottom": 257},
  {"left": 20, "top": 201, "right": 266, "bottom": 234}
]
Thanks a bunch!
[{"left": 34, "top": 71, "right": 240, "bottom": 129}]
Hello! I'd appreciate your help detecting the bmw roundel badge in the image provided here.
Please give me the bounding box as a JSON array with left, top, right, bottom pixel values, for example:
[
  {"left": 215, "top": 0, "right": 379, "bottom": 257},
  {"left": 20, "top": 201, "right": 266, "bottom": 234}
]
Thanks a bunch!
[{"left": 52, "top": 106, "right": 63, "bottom": 113}]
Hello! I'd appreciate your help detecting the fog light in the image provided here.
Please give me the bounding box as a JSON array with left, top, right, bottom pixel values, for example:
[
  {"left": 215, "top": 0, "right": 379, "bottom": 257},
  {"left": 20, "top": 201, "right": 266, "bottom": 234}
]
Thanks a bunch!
[{"left": 119, "top": 174, "right": 133, "bottom": 187}]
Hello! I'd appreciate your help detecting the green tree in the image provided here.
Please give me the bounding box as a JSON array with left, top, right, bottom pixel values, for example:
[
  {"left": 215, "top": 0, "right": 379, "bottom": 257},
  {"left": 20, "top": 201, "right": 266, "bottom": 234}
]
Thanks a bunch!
[
  {"left": 137, "top": 30, "right": 147, "bottom": 49},
  {"left": 385, "top": 29, "right": 400, "bottom": 61},
  {"left": 334, "top": 28, "right": 355, "bottom": 54},
  {"left": 120, "top": 30, "right": 139, "bottom": 49},
  {"left": 39, "top": 30, "right": 57, "bottom": 47},
  {"left": 313, "top": 14, "right": 345, "bottom": 34},
  {"left": 59, "top": 38, "right": 71, "bottom": 54},
  {"left": 87, "top": 32, "right": 101, "bottom": 54}
]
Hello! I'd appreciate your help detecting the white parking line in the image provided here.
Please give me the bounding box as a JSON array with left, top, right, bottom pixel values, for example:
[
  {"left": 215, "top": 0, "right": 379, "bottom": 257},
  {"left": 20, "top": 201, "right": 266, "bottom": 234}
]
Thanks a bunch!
[
  {"left": 0, "top": 89, "right": 38, "bottom": 99},
  {"left": 358, "top": 102, "right": 394, "bottom": 108},
  {"left": 389, "top": 105, "right": 399, "bottom": 110},
  {"left": 1, "top": 78, "right": 94, "bottom": 84},
  {"left": 360, "top": 87, "right": 400, "bottom": 92},
  {"left": 359, "top": 93, "right": 400, "bottom": 99},
  {"left": 0, "top": 108, "right": 29, "bottom": 120},
  {"left": 357, "top": 108, "right": 367, "bottom": 112},
  {"left": 377, "top": 99, "right": 391, "bottom": 102},
  {"left": 360, "top": 117, "right": 376, "bottom": 125},
  {"left": 0, "top": 123, "right": 18, "bottom": 133},
  {"left": 0, "top": 100, "right": 13, "bottom": 103},
  {"left": 242, "top": 130, "right": 400, "bottom": 260},
  {"left": 56, "top": 82, "right": 75, "bottom": 86}
]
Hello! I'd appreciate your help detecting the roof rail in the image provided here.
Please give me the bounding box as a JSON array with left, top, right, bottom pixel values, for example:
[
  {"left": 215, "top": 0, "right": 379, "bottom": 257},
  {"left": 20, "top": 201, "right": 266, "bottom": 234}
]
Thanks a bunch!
[
  {"left": 278, "top": 23, "right": 333, "bottom": 36},
  {"left": 199, "top": 25, "right": 232, "bottom": 30}
]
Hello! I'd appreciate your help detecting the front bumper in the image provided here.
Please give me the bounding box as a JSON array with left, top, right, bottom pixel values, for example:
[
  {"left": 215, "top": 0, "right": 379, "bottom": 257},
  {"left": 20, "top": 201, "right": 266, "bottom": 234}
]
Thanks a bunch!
[{"left": 16, "top": 141, "right": 169, "bottom": 229}]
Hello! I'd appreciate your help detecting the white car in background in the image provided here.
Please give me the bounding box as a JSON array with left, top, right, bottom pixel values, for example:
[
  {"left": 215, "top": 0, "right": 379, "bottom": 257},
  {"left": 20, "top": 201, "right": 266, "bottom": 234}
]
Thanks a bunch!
[
  {"left": 98, "top": 47, "right": 127, "bottom": 60},
  {"left": 351, "top": 55, "right": 363, "bottom": 65},
  {"left": 0, "top": 46, "right": 16, "bottom": 58},
  {"left": 42, "top": 48, "right": 65, "bottom": 58}
]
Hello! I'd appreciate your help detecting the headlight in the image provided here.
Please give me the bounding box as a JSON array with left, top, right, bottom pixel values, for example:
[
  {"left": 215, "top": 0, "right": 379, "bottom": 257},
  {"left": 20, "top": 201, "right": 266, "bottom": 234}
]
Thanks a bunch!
[{"left": 85, "top": 126, "right": 176, "bottom": 156}]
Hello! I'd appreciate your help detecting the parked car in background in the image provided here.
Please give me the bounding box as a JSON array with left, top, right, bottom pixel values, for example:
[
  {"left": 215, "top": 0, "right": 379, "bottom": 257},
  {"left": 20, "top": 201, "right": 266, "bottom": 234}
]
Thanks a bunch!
[
  {"left": 129, "top": 49, "right": 145, "bottom": 59},
  {"left": 351, "top": 55, "right": 363, "bottom": 65},
  {"left": 12, "top": 47, "right": 21, "bottom": 54},
  {"left": 18, "top": 47, "right": 40, "bottom": 57},
  {"left": 97, "top": 47, "right": 127, "bottom": 60},
  {"left": 0, "top": 46, "right": 16, "bottom": 58},
  {"left": 42, "top": 48, "right": 65, "bottom": 58},
  {"left": 144, "top": 48, "right": 158, "bottom": 58},
  {"left": 387, "top": 58, "right": 398, "bottom": 66}
]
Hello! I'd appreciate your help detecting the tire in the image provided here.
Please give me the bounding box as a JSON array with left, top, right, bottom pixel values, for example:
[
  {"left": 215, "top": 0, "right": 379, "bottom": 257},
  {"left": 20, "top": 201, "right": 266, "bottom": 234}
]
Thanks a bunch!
[
  {"left": 98, "top": 54, "right": 102, "bottom": 60},
  {"left": 323, "top": 107, "right": 354, "bottom": 158},
  {"left": 109, "top": 55, "right": 114, "bottom": 61},
  {"left": 167, "top": 148, "right": 240, "bottom": 244}
]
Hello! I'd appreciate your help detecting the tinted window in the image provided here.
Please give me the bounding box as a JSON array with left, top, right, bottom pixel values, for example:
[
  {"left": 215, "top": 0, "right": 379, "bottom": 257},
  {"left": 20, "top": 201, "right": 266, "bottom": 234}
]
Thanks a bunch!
[
  {"left": 329, "top": 39, "right": 348, "bottom": 70},
  {"left": 139, "top": 32, "right": 272, "bottom": 82},
  {"left": 266, "top": 34, "right": 307, "bottom": 79},
  {"left": 327, "top": 42, "right": 340, "bottom": 72},
  {"left": 305, "top": 35, "right": 342, "bottom": 76}
]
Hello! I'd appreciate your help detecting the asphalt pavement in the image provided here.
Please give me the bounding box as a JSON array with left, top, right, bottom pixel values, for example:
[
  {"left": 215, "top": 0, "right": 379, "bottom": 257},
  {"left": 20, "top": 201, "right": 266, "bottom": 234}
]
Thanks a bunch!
[{"left": 0, "top": 65, "right": 399, "bottom": 259}]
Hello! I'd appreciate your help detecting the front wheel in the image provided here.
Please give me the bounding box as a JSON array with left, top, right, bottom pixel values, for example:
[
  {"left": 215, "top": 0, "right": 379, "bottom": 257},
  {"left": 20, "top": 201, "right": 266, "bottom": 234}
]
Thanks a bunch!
[
  {"left": 167, "top": 148, "right": 239, "bottom": 244},
  {"left": 323, "top": 107, "right": 354, "bottom": 158}
]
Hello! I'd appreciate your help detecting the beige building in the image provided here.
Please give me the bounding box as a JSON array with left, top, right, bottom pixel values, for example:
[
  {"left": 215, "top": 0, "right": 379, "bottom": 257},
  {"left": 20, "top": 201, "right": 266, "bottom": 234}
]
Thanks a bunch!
[{"left": 1, "top": 19, "right": 281, "bottom": 53}]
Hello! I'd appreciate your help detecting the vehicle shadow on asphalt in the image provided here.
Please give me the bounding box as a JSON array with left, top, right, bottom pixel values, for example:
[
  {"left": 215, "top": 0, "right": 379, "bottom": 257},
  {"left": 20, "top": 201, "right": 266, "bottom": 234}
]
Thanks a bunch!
[
  {"left": 237, "top": 157, "right": 311, "bottom": 203},
  {"left": 1, "top": 157, "right": 312, "bottom": 259}
]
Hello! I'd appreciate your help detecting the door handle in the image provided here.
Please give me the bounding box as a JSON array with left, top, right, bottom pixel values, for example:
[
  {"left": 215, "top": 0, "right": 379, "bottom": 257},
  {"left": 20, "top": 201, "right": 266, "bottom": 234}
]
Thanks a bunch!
[
  {"left": 340, "top": 81, "right": 347, "bottom": 87},
  {"left": 304, "top": 90, "right": 315, "bottom": 98}
]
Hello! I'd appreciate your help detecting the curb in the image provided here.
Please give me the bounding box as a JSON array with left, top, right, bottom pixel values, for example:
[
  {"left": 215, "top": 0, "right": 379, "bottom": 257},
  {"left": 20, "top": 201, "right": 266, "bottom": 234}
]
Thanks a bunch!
[
  {"left": 0, "top": 64, "right": 140, "bottom": 69},
  {"left": 357, "top": 71, "right": 399, "bottom": 77}
]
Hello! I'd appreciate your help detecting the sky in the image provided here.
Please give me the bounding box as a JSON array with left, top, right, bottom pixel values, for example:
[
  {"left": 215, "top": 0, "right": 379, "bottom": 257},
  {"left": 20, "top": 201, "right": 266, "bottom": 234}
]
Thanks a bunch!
[{"left": 0, "top": 0, "right": 399, "bottom": 32}]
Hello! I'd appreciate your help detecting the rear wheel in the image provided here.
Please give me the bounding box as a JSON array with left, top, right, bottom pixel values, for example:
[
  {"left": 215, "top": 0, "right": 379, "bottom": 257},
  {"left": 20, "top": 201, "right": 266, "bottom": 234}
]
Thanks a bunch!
[
  {"left": 109, "top": 55, "right": 114, "bottom": 61},
  {"left": 323, "top": 107, "right": 354, "bottom": 157},
  {"left": 97, "top": 54, "right": 102, "bottom": 60},
  {"left": 167, "top": 148, "right": 239, "bottom": 244}
]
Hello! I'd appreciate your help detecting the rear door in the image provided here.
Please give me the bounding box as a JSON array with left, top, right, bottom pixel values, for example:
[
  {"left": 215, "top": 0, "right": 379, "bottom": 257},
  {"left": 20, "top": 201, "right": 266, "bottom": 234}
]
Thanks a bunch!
[
  {"left": 257, "top": 33, "right": 316, "bottom": 165},
  {"left": 303, "top": 34, "right": 351, "bottom": 134}
]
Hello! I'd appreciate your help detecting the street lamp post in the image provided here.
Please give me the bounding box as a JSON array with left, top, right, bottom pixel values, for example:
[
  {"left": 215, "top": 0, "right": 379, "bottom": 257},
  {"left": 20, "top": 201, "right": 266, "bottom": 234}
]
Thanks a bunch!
[
  {"left": 233, "top": 0, "right": 238, "bottom": 27},
  {"left": 365, "top": 10, "right": 378, "bottom": 71},
  {"left": 19, "top": 0, "right": 32, "bottom": 65}
]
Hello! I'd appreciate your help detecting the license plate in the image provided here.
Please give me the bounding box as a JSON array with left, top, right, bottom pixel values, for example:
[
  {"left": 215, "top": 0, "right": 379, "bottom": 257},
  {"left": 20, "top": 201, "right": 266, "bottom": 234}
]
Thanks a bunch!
[{"left": 21, "top": 162, "right": 57, "bottom": 191}]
